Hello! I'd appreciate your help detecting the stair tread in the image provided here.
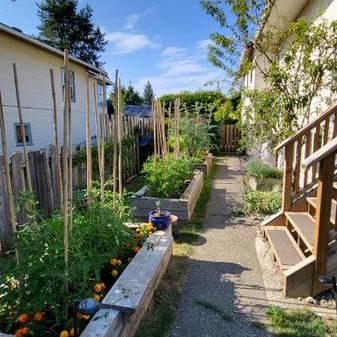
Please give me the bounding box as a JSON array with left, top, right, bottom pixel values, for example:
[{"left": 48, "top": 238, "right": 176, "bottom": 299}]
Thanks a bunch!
[
  {"left": 265, "top": 226, "right": 305, "bottom": 269},
  {"left": 307, "top": 197, "right": 337, "bottom": 224},
  {"left": 285, "top": 212, "right": 314, "bottom": 251}
]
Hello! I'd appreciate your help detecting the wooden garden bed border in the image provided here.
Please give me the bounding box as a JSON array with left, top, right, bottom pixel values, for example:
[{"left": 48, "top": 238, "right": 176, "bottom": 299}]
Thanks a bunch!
[
  {"left": 130, "top": 170, "right": 204, "bottom": 221},
  {"left": 194, "top": 153, "right": 213, "bottom": 177},
  {"left": 80, "top": 227, "right": 173, "bottom": 337}
]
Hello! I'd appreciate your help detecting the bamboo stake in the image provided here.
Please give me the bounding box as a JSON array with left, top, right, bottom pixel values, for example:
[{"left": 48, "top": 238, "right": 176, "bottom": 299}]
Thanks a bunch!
[
  {"left": 62, "top": 50, "right": 70, "bottom": 305},
  {"left": 50, "top": 69, "right": 63, "bottom": 211},
  {"left": 0, "top": 92, "right": 18, "bottom": 265},
  {"left": 112, "top": 71, "right": 118, "bottom": 207},
  {"left": 86, "top": 77, "right": 92, "bottom": 204},
  {"left": 93, "top": 83, "right": 104, "bottom": 202},
  {"left": 152, "top": 100, "right": 157, "bottom": 156},
  {"left": 68, "top": 82, "right": 73, "bottom": 233},
  {"left": 160, "top": 102, "right": 167, "bottom": 156},
  {"left": 118, "top": 78, "right": 123, "bottom": 195},
  {"left": 12, "top": 63, "right": 32, "bottom": 193},
  {"left": 174, "top": 99, "right": 180, "bottom": 158}
]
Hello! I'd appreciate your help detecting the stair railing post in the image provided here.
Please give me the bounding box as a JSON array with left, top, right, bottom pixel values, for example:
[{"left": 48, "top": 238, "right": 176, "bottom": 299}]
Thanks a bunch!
[
  {"left": 312, "top": 152, "right": 335, "bottom": 295},
  {"left": 282, "top": 142, "right": 294, "bottom": 212}
]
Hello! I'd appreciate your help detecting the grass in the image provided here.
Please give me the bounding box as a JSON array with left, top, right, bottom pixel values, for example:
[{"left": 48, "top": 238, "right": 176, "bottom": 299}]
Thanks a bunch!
[
  {"left": 135, "top": 164, "right": 216, "bottom": 337},
  {"left": 193, "top": 298, "right": 232, "bottom": 322},
  {"left": 264, "top": 306, "right": 337, "bottom": 337}
]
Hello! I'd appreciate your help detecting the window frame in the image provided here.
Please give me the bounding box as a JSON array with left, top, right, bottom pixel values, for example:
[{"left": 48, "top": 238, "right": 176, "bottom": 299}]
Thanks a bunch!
[
  {"left": 14, "top": 122, "right": 33, "bottom": 146},
  {"left": 61, "top": 68, "right": 76, "bottom": 102},
  {"left": 97, "top": 81, "right": 104, "bottom": 108}
]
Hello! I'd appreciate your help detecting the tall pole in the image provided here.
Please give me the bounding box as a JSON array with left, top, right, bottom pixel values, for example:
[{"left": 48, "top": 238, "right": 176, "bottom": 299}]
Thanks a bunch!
[
  {"left": 50, "top": 69, "right": 63, "bottom": 211},
  {"left": 12, "top": 63, "right": 32, "bottom": 192},
  {"left": 86, "top": 76, "right": 92, "bottom": 204},
  {"left": 0, "top": 92, "right": 18, "bottom": 265}
]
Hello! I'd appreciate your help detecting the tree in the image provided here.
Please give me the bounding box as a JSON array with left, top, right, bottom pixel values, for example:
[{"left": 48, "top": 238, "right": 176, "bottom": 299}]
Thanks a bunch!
[
  {"left": 37, "top": 0, "right": 107, "bottom": 67},
  {"left": 143, "top": 81, "right": 154, "bottom": 105},
  {"left": 201, "top": 1, "right": 337, "bottom": 151},
  {"left": 108, "top": 84, "right": 143, "bottom": 108}
]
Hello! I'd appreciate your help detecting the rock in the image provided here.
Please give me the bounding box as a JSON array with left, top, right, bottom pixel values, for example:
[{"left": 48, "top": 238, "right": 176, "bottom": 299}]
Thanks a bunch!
[
  {"left": 328, "top": 300, "right": 336, "bottom": 309},
  {"left": 305, "top": 296, "right": 314, "bottom": 304},
  {"left": 320, "top": 299, "right": 329, "bottom": 308},
  {"left": 313, "top": 299, "right": 319, "bottom": 305},
  {"left": 297, "top": 297, "right": 302, "bottom": 302}
]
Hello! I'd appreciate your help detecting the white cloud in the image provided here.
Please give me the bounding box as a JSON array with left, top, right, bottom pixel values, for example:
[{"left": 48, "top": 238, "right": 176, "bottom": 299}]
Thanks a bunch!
[
  {"left": 123, "top": 14, "right": 140, "bottom": 31},
  {"left": 105, "top": 31, "right": 161, "bottom": 54},
  {"left": 135, "top": 40, "right": 229, "bottom": 95}
]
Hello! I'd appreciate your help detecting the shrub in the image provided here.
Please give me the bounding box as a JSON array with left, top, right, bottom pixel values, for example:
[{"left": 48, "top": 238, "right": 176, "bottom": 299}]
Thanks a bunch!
[
  {"left": 142, "top": 154, "right": 194, "bottom": 198},
  {"left": 243, "top": 185, "right": 281, "bottom": 215},
  {"left": 245, "top": 158, "right": 282, "bottom": 181}
]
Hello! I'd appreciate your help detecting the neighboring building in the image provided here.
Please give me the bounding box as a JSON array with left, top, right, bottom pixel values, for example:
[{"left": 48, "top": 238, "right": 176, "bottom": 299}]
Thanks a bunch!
[
  {"left": 123, "top": 105, "right": 152, "bottom": 118},
  {"left": 0, "top": 22, "right": 111, "bottom": 155},
  {"left": 241, "top": 0, "right": 337, "bottom": 162}
]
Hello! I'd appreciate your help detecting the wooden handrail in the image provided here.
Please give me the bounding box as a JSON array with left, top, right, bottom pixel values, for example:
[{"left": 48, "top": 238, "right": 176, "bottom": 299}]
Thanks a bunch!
[
  {"left": 302, "top": 137, "right": 337, "bottom": 170},
  {"left": 275, "top": 102, "right": 337, "bottom": 152}
]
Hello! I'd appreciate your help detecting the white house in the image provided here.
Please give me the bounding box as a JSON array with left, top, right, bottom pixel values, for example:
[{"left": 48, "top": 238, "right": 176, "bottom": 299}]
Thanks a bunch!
[
  {"left": 242, "top": 0, "right": 337, "bottom": 162},
  {"left": 0, "top": 22, "right": 111, "bottom": 155}
]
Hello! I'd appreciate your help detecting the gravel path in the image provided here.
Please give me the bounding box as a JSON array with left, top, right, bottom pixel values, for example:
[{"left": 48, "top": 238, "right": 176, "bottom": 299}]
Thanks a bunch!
[{"left": 170, "top": 156, "right": 272, "bottom": 337}]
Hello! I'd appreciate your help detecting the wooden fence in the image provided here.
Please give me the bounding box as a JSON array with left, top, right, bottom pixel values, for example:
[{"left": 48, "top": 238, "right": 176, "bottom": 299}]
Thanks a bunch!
[
  {"left": 0, "top": 115, "right": 152, "bottom": 238},
  {"left": 222, "top": 124, "right": 240, "bottom": 152}
]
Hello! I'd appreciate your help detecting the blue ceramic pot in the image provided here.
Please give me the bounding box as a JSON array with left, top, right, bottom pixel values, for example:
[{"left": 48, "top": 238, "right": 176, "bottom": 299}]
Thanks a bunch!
[{"left": 149, "top": 209, "right": 171, "bottom": 230}]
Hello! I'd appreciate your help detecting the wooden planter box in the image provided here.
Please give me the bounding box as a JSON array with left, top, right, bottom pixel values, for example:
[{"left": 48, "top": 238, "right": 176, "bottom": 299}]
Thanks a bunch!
[
  {"left": 130, "top": 171, "right": 204, "bottom": 221},
  {"left": 194, "top": 153, "right": 214, "bottom": 176},
  {"left": 80, "top": 227, "right": 173, "bottom": 337}
]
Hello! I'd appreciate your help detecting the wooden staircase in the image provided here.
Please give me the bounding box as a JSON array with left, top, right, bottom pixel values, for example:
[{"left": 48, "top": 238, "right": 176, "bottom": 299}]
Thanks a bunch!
[{"left": 263, "top": 104, "right": 337, "bottom": 297}]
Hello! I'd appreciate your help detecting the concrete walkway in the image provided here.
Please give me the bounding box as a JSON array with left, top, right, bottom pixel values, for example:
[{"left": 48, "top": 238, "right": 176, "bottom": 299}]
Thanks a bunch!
[{"left": 170, "top": 156, "right": 272, "bottom": 337}]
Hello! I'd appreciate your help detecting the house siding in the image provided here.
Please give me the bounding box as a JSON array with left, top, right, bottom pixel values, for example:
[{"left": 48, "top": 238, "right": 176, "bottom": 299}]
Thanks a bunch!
[{"left": 0, "top": 31, "right": 104, "bottom": 155}]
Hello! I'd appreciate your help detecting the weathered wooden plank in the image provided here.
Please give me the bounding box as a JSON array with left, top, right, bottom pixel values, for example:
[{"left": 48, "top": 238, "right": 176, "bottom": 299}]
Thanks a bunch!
[
  {"left": 0, "top": 156, "right": 10, "bottom": 237},
  {"left": 282, "top": 142, "right": 294, "bottom": 212}
]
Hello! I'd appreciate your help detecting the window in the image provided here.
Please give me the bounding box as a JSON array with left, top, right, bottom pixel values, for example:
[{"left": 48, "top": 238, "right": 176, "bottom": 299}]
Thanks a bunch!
[
  {"left": 97, "top": 81, "right": 104, "bottom": 107},
  {"left": 15, "top": 123, "right": 32, "bottom": 146},
  {"left": 61, "top": 68, "right": 76, "bottom": 102}
]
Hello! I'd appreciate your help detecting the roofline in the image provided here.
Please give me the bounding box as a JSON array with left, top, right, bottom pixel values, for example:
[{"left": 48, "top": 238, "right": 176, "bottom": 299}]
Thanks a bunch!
[{"left": 0, "top": 22, "right": 111, "bottom": 80}]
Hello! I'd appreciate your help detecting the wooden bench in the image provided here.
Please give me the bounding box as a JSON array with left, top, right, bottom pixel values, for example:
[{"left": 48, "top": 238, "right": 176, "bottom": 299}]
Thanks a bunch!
[{"left": 265, "top": 226, "right": 305, "bottom": 270}]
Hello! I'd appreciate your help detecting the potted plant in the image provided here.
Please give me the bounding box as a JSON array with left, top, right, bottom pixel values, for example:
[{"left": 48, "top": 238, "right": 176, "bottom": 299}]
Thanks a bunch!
[{"left": 148, "top": 200, "right": 171, "bottom": 230}]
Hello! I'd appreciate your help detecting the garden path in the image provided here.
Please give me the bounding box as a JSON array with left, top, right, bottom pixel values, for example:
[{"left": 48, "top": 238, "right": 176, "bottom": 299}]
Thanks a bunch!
[{"left": 170, "top": 156, "right": 272, "bottom": 337}]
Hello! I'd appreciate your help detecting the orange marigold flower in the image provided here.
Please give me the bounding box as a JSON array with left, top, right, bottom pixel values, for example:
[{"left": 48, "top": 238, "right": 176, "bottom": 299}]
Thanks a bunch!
[
  {"left": 15, "top": 327, "right": 29, "bottom": 337},
  {"left": 17, "top": 313, "right": 29, "bottom": 324},
  {"left": 111, "top": 269, "right": 118, "bottom": 277},
  {"left": 94, "top": 282, "right": 106, "bottom": 293},
  {"left": 33, "top": 311, "right": 44, "bottom": 322}
]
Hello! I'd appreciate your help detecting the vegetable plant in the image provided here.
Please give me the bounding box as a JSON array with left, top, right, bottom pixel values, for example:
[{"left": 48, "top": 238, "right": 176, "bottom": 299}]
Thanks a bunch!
[{"left": 142, "top": 154, "right": 194, "bottom": 199}]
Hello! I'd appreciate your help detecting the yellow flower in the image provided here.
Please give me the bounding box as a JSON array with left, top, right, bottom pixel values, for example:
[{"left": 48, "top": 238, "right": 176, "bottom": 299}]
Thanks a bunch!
[
  {"left": 117, "top": 259, "right": 122, "bottom": 266},
  {"left": 111, "top": 269, "right": 118, "bottom": 277},
  {"left": 110, "top": 258, "right": 118, "bottom": 266},
  {"left": 94, "top": 282, "right": 105, "bottom": 293}
]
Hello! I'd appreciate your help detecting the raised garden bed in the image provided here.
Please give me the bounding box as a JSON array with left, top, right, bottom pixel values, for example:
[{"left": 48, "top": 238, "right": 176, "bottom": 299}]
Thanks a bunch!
[
  {"left": 80, "top": 226, "right": 173, "bottom": 337},
  {"left": 194, "top": 153, "right": 213, "bottom": 177},
  {"left": 131, "top": 170, "right": 204, "bottom": 221}
]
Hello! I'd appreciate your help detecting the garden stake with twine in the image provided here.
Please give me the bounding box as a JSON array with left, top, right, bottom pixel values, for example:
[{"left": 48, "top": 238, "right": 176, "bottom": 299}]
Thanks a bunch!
[{"left": 118, "top": 78, "right": 123, "bottom": 196}]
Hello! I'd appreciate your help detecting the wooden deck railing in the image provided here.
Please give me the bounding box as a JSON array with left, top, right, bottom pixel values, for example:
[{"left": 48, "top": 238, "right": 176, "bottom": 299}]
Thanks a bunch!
[
  {"left": 302, "top": 137, "right": 337, "bottom": 294},
  {"left": 276, "top": 103, "right": 337, "bottom": 211}
]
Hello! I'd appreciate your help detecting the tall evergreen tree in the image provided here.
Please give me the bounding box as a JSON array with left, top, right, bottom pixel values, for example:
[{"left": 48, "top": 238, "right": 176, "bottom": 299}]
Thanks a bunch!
[
  {"left": 143, "top": 81, "right": 154, "bottom": 105},
  {"left": 37, "top": 0, "right": 107, "bottom": 67}
]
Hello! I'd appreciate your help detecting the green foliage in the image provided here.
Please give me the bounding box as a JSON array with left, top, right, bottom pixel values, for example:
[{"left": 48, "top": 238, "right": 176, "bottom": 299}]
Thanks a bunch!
[
  {"left": 172, "top": 118, "right": 213, "bottom": 159},
  {"left": 37, "top": 0, "right": 107, "bottom": 67},
  {"left": 0, "top": 193, "right": 135, "bottom": 334},
  {"left": 245, "top": 159, "right": 282, "bottom": 181},
  {"left": 243, "top": 186, "right": 281, "bottom": 215},
  {"left": 160, "top": 90, "right": 224, "bottom": 115},
  {"left": 109, "top": 84, "right": 143, "bottom": 107},
  {"left": 142, "top": 154, "right": 194, "bottom": 198},
  {"left": 266, "top": 306, "right": 327, "bottom": 337},
  {"left": 143, "top": 81, "right": 154, "bottom": 106},
  {"left": 200, "top": 0, "right": 266, "bottom": 78}
]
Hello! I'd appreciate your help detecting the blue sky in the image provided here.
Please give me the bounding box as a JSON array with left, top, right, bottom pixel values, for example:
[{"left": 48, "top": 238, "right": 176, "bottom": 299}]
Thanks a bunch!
[{"left": 1, "top": 0, "right": 228, "bottom": 96}]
